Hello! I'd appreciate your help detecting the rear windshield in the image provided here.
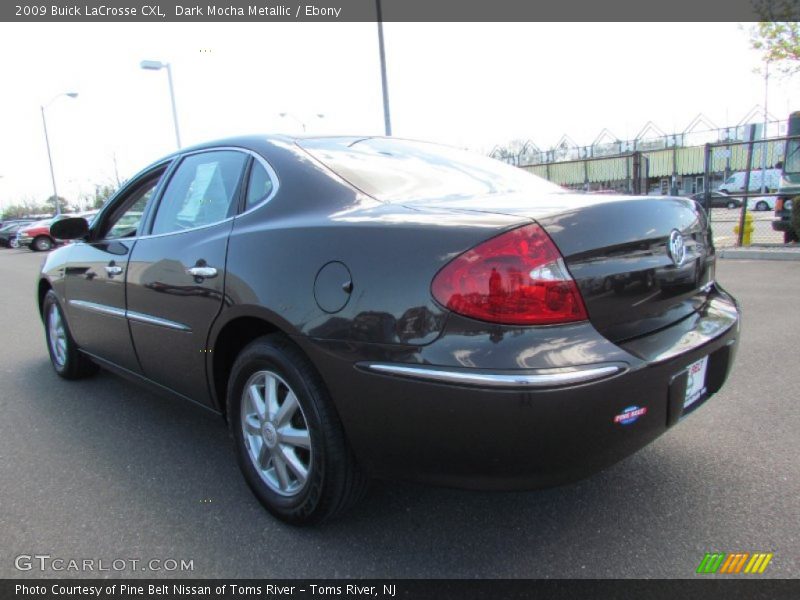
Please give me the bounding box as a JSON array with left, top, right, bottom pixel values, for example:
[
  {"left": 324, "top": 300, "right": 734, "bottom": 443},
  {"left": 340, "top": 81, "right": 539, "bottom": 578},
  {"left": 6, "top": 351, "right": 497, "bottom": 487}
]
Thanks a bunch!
[{"left": 298, "top": 137, "right": 562, "bottom": 203}]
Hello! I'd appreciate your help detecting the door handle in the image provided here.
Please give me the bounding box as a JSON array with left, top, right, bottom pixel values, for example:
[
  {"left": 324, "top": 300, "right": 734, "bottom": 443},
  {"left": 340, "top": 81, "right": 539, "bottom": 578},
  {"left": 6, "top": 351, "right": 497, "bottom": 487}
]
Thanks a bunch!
[
  {"left": 105, "top": 264, "right": 123, "bottom": 277},
  {"left": 187, "top": 266, "right": 218, "bottom": 278}
]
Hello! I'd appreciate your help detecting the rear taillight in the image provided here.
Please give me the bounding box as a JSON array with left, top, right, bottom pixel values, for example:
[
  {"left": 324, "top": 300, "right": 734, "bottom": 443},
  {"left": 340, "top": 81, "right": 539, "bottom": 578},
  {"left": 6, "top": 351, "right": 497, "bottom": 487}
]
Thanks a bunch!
[
  {"left": 776, "top": 198, "right": 784, "bottom": 211},
  {"left": 431, "top": 223, "right": 588, "bottom": 325}
]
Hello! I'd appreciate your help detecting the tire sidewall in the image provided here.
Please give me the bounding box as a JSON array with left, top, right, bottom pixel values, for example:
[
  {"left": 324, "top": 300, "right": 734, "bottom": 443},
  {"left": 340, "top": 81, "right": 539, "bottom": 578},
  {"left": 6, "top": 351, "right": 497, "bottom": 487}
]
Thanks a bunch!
[
  {"left": 228, "top": 341, "right": 327, "bottom": 523},
  {"left": 34, "top": 236, "right": 53, "bottom": 251},
  {"left": 43, "top": 291, "right": 73, "bottom": 376}
]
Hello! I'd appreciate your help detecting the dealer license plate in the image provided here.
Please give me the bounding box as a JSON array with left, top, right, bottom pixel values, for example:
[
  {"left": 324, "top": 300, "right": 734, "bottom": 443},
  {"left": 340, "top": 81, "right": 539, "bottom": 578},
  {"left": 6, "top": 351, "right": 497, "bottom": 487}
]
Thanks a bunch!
[{"left": 683, "top": 356, "right": 709, "bottom": 409}]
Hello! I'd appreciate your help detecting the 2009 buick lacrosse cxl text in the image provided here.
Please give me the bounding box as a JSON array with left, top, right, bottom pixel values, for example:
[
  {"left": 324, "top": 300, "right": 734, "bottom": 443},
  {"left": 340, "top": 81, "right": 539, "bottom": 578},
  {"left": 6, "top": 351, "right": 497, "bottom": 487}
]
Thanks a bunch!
[{"left": 38, "top": 136, "right": 739, "bottom": 524}]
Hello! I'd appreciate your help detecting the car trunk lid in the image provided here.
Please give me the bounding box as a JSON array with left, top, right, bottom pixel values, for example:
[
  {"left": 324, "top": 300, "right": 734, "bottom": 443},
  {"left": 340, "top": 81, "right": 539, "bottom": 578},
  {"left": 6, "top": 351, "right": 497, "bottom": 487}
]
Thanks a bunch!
[{"left": 405, "top": 192, "right": 715, "bottom": 343}]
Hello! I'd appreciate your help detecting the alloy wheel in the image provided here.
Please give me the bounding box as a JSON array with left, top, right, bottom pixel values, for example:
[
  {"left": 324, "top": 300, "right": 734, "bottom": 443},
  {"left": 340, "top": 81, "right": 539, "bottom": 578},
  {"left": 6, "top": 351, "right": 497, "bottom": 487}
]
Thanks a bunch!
[
  {"left": 47, "top": 303, "right": 68, "bottom": 368},
  {"left": 240, "top": 370, "right": 313, "bottom": 497}
]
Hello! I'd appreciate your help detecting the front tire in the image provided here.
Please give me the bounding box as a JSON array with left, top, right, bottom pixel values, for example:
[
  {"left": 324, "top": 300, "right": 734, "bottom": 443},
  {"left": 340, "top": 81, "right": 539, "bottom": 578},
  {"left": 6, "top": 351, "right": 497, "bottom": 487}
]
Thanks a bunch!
[
  {"left": 33, "top": 236, "right": 53, "bottom": 251},
  {"left": 43, "top": 290, "right": 98, "bottom": 379},
  {"left": 227, "top": 334, "right": 367, "bottom": 525}
]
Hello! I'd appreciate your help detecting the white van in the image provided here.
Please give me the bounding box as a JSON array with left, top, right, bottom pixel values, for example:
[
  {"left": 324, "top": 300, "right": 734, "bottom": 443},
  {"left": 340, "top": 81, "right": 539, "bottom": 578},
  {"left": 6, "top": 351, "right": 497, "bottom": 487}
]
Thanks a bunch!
[{"left": 718, "top": 169, "right": 781, "bottom": 194}]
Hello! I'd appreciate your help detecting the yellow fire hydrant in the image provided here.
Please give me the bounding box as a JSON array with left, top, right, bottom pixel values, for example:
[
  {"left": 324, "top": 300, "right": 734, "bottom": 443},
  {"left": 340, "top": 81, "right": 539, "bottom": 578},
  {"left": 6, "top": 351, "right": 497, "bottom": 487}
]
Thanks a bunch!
[{"left": 734, "top": 212, "right": 755, "bottom": 246}]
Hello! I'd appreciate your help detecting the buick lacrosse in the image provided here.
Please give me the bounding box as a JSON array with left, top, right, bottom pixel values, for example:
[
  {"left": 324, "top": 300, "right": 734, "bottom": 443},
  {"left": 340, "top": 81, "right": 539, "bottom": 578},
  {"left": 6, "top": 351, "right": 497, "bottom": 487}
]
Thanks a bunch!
[{"left": 39, "top": 136, "right": 739, "bottom": 524}]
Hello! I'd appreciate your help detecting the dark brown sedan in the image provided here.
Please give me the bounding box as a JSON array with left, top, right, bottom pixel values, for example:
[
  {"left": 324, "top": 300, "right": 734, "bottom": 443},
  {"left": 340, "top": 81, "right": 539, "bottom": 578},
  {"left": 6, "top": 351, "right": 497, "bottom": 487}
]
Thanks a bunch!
[{"left": 39, "top": 136, "right": 740, "bottom": 524}]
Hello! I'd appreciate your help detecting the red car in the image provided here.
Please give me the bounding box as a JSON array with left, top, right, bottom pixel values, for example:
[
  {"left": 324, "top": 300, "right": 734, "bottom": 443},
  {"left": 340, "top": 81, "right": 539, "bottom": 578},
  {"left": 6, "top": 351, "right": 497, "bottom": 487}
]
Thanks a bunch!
[
  {"left": 17, "top": 217, "right": 62, "bottom": 251},
  {"left": 18, "top": 212, "right": 97, "bottom": 251}
]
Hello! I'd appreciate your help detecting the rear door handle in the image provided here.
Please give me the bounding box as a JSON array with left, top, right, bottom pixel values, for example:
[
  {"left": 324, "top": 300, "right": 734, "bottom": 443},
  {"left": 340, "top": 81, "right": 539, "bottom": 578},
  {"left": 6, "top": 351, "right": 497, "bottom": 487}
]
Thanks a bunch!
[{"left": 187, "top": 266, "right": 218, "bottom": 278}]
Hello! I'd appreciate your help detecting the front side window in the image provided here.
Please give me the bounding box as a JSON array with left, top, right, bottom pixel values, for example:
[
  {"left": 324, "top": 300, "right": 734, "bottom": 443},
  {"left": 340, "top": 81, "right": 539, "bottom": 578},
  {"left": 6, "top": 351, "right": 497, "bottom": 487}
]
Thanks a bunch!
[
  {"left": 99, "top": 170, "right": 165, "bottom": 240},
  {"left": 151, "top": 151, "right": 247, "bottom": 235}
]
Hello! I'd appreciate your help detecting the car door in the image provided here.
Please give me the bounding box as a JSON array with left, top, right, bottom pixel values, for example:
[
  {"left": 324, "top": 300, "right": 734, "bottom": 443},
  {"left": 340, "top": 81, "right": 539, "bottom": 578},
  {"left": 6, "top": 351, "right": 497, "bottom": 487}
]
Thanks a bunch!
[
  {"left": 125, "top": 149, "right": 249, "bottom": 407},
  {"left": 64, "top": 164, "right": 170, "bottom": 372}
]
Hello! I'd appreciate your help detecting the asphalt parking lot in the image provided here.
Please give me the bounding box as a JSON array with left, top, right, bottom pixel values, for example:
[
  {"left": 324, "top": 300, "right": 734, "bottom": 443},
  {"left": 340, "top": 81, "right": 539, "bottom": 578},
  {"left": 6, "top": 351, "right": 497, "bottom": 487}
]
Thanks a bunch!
[{"left": 1, "top": 248, "right": 798, "bottom": 579}]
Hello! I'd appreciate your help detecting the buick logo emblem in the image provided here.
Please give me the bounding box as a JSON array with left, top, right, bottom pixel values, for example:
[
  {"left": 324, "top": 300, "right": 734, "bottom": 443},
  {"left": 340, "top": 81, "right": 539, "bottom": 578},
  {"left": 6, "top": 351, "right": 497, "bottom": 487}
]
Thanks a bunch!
[{"left": 668, "top": 230, "right": 686, "bottom": 267}]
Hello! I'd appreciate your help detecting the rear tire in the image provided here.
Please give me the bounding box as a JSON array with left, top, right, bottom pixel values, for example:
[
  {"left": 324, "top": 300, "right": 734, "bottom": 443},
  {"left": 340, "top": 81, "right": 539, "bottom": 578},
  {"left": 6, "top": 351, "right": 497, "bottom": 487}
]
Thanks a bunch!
[
  {"left": 756, "top": 201, "right": 768, "bottom": 212},
  {"left": 43, "top": 290, "right": 99, "bottom": 379},
  {"left": 33, "top": 236, "right": 53, "bottom": 251},
  {"left": 227, "top": 333, "right": 368, "bottom": 525}
]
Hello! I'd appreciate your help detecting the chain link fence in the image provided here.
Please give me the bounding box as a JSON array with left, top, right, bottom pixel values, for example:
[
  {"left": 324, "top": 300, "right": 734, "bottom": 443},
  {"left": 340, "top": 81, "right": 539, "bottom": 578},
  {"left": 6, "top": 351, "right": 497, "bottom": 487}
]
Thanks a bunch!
[{"left": 520, "top": 126, "right": 798, "bottom": 248}]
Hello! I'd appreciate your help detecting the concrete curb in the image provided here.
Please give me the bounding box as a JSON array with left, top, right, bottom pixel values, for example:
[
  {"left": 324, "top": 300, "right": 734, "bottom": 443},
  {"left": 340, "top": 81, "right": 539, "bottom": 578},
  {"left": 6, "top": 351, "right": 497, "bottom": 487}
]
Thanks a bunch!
[{"left": 719, "top": 247, "right": 800, "bottom": 261}]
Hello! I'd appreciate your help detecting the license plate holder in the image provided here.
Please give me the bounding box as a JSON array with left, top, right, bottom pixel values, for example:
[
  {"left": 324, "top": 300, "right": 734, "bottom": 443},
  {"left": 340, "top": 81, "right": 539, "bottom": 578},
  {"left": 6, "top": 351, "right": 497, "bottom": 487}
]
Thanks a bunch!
[{"left": 683, "top": 355, "right": 709, "bottom": 410}]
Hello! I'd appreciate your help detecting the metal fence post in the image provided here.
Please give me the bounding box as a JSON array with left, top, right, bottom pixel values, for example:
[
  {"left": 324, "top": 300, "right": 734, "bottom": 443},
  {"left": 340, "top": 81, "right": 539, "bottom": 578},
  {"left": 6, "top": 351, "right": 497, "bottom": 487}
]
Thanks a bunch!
[
  {"left": 703, "top": 143, "right": 711, "bottom": 213},
  {"left": 584, "top": 160, "right": 589, "bottom": 191},
  {"left": 671, "top": 140, "right": 679, "bottom": 196},
  {"left": 737, "top": 125, "right": 756, "bottom": 247}
]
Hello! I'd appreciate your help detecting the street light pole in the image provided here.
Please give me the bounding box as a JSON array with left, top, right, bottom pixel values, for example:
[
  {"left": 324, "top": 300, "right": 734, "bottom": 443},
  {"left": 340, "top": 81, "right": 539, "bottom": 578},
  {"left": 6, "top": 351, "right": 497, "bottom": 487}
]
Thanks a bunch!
[
  {"left": 140, "top": 60, "right": 182, "bottom": 149},
  {"left": 40, "top": 92, "right": 78, "bottom": 216},
  {"left": 279, "top": 112, "right": 325, "bottom": 133},
  {"left": 40, "top": 106, "right": 60, "bottom": 215},
  {"left": 165, "top": 63, "right": 182, "bottom": 149},
  {"left": 376, "top": 0, "right": 392, "bottom": 136}
]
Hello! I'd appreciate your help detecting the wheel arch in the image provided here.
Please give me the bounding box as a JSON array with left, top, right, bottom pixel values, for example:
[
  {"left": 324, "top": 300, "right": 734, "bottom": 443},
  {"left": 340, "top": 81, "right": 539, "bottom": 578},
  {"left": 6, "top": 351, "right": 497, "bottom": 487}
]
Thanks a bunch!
[
  {"left": 37, "top": 278, "right": 53, "bottom": 320},
  {"left": 208, "top": 307, "right": 304, "bottom": 419}
]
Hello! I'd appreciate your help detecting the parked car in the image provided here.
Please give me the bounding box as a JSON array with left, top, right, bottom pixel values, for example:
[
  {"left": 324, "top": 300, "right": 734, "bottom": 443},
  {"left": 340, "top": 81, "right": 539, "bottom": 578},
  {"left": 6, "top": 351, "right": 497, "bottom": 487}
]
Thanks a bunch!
[
  {"left": 17, "top": 217, "right": 62, "bottom": 251},
  {"left": 18, "top": 211, "right": 97, "bottom": 251},
  {"left": 0, "top": 220, "right": 34, "bottom": 247},
  {"left": 718, "top": 169, "right": 781, "bottom": 195},
  {"left": 39, "top": 136, "right": 740, "bottom": 525},
  {"left": 747, "top": 196, "right": 777, "bottom": 212},
  {"left": 689, "top": 191, "right": 742, "bottom": 209}
]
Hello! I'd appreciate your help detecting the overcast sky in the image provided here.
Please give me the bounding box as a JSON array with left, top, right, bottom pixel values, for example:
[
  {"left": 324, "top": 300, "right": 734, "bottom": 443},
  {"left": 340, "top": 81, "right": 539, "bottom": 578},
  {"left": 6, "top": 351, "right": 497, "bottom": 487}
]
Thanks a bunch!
[{"left": 0, "top": 22, "right": 797, "bottom": 209}]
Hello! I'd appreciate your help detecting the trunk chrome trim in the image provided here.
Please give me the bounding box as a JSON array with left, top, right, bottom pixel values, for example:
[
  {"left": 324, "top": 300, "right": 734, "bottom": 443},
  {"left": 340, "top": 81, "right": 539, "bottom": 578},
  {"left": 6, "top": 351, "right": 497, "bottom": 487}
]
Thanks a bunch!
[
  {"left": 68, "top": 300, "right": 191, "bottom": 332},
  {"left": 360, "top": 363, "right": 622, "bottom": 388}
]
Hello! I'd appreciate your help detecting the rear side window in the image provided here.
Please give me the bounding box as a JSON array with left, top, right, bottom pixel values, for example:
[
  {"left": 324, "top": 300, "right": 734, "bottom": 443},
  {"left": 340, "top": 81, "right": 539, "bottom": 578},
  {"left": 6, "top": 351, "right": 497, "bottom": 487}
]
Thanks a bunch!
[
  {"left": 151, "top": 150, "right": 247, "bottom": 235},
  {"left": 244, "top": 161, "right": 274, "bottom": 211},
  {"left": 298, "top": 137, "right": 562, "bottom": 203}
]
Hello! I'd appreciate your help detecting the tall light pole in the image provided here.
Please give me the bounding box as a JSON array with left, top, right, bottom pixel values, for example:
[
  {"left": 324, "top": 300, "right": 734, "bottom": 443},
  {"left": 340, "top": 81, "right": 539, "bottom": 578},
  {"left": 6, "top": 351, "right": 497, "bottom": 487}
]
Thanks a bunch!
[
  {"left": 376, "top": 0, "right": 392, "bottom": 136},
  {"left": 41, "top": 92, "right": 78, "bottom": 216},
  {"left": 140, "top": 59, "right": 182, "bottom": 149},
  {"left": 279, "top": 112, "right": 325, "bottom": 133}
]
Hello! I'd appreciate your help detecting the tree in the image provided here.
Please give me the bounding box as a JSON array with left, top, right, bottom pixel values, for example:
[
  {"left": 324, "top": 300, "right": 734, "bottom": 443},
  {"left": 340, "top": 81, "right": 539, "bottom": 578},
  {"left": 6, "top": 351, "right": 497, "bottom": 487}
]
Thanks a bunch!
[
  {"left": 1, "top": 197, "right": 47, "bottom": 219},
  {"left": 44, "top": 194, "right": 68, "bottom": 213},
  {"left": 750, "top": 1, "right": 800, "bottom": 75},
  {"left": 91, "top": 183, "right": 118, "bottom": 209}
]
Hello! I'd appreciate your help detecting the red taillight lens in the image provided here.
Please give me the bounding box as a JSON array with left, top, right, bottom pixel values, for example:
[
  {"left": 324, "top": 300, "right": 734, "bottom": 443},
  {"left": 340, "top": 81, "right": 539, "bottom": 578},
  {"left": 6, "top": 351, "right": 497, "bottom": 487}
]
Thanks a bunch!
[{"left": 431, "top": 223, "right": 588, "bottom": 325}]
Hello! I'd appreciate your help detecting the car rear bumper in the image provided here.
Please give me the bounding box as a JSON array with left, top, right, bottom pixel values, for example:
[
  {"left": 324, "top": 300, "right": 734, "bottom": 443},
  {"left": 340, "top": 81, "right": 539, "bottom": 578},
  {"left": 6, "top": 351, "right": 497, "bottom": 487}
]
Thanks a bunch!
[{"left": 299, "top": 285, "right": 740, "bottom": 490}]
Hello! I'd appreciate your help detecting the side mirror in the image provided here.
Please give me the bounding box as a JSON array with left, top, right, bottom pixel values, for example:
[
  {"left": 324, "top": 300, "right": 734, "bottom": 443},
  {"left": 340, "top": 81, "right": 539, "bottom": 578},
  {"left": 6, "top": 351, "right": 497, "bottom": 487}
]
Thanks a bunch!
[{"left": 50, "top": 217, "right": 89, "bottom": 240}]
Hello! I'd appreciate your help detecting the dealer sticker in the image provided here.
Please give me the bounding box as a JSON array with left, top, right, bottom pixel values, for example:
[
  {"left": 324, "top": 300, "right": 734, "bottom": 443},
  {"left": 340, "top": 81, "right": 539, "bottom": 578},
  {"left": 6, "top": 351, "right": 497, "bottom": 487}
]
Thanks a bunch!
[{"left": 614, "top": 405, "right": 648, "bottom": 425}]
